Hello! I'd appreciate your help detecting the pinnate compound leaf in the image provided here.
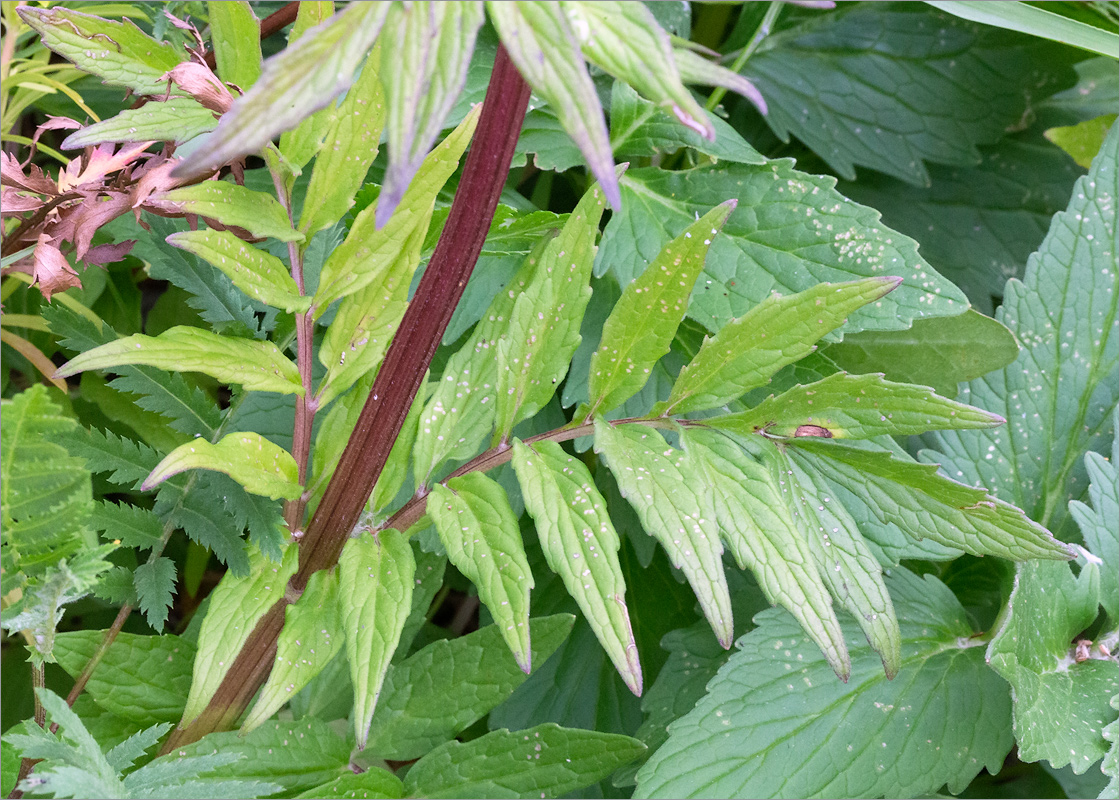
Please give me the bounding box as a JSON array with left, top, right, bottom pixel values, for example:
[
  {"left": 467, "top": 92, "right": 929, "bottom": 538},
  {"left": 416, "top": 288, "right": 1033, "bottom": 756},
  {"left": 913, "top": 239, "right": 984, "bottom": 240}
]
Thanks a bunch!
[
  {"left": 634, "top": 570, "right": 1013, "bottom": 799},
  {"left": 927, "top": 121, "right": 1118, "bottom": 532},
  {"left": 339, "top": 529, "right": 415, "bottom": 750},
  {"left": 166, "top": 229, "right": 309, "bottom": 314},
  {"left": 296, "top": 769, "right": 404, "bottom": 799},
  {"left": 404, "top": 723, "right": 646, "bottom": 799},
  {"left": 429, "top": 474, "right": 534, "bottom": 671},
  {"left": 588, "top": 201, "right": 735, "bottom": 416},
  {"left": 299, "top": 39, "right": 386, "bottom": 238},
  {"left": 56, "top": 326, "right": 303, "bottom": 396},
  {"left": 156, "top": 182, "right": 302, "bottom": 243},
  {"left": 134, "top": 557, "right": 176, "bottom": 631},
  {"left": 512, "top": 440, "right": 642, "bottom": 695},
  {"left": 661, "top": 278, "right": 900, "bottom": 415},
  {"left": 487, "top": 0, "right": 619, "bottom": 208},
  {"left": 377, "top": 1, "right": 484, "bottom": 227},
  {"left": 680, "top": 427, "right": 849, "bottom": 679},
  {"left": 17, "top": 7, "right": 184, "bottom": 96},
  {"left": 314, "top": 104, "right": 479, "bottom": 311},
  {"left": 494, "top": 180, "right": 610, "bottom": 439},
  {"left": 988, "top": 558, "right": 1117, "bottom": 773},
  {"left": 61, "top": 98, "right": 218, "bottom": 149},
  {"left": 207, "top": 1, "right": 262, "bottom": 90},
  {"left": 243, "top": 569, "right": 343, "bottom": 732},
  {"left": 62, "top": 427, "right": 159, "bottom": 491},
  {"left": 594, "top": 421, "right": 733, "bottom": 650},
  {"left": 365, "top": 615, "right": 575, "bottom": 760},
  {"left": 562, "top": 1, "right": 710, "bottom": 139},
  {"left": 597, "top": 164, "right": 968, "bottom": 333},
  {"left": 52, "top": 631, "right": 195, "bottom": 725},
  {"left": 825, "top": 309, "right": 1020, "bottom": 398},
  {"left": 181, "top": 545, "right": 299, "bottom": 726},
  {"left": 174, "top": 2, "right": 389, "bottom": 178}
]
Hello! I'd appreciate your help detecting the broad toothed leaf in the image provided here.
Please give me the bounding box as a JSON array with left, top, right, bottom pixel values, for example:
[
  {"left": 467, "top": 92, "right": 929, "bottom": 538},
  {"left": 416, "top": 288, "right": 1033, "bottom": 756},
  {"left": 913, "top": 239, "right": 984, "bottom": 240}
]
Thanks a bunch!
[
  {"left": 512, "top": 440, "right": 642, "bottom": 695},
  {"left": 1070, "top": 417, "right": 1119, "bottom": 626},
  {"left": 144, "top": 432, "right": 301, "bottom": 501},
  {"left": 156, "top": 182, "right": 303, "bottom": 243}
]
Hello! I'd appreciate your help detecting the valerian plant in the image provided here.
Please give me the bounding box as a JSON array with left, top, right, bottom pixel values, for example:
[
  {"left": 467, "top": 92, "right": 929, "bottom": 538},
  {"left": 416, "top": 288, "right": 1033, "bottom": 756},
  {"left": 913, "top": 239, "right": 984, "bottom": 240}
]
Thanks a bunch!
[{"left": 1, "top": 2, "right": 1116, "bottom": 799}]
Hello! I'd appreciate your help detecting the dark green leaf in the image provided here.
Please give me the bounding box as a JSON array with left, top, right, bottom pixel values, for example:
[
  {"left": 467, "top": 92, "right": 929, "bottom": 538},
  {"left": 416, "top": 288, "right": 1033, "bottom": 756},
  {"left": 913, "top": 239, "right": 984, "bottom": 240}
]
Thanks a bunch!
[
  {"left": 296, "top": 769, "right": 404, "bottom": 799},
  {"left": 134, "top": 557, "right": 175, "bottom": 630}
]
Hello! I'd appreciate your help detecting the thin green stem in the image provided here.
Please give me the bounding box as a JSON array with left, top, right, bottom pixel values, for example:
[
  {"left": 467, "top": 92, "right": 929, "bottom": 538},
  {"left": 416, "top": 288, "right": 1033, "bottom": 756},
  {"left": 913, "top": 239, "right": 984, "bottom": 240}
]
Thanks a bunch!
[{"left": 705, "top": 0, "right": 783, "bottom": 112}]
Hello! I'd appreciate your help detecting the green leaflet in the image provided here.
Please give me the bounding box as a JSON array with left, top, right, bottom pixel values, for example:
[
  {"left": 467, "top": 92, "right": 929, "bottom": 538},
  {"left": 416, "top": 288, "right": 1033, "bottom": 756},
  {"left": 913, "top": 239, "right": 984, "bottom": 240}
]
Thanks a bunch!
[
  {"left": 767, "top": 441, "right": 902, "bottom": 678},
  {"left": 135, "top": 557, "right": 176, "bottom": 631},
  {"left": 1070, "top": 417, "right": 1119, "bottom": 627},
  {"left": 338, "top": 529, "right": 415, "bottom": 750},
  {"left": 56, "top": 326, "right": 303, "bottom": 396},
  {"left": 365, "top": 615, "right": 575, "bottom": 760},
  {"left": 659, "top": 278, "right": 900, "bottom": 415},
  {"left": 988, "top": 559, "right": 1117, "bottom": 773},
  {"left": 174, "top": 1, "right": 389, "bottom": 178},
  {"left": 593, "top": 421, "right": 733, "bottom": 649},
  {"left": 89, "top": 501, "right": 161, "bottom": 551},
  {"left": 609, "top": 82, "right": 765, "bottom": 166},
  {"left": 166, "top": 229, "right": 309, "bottom": 314},
  {"left": 790, "top": 438, "right": 1074, "bottom": 561},
  {"left": 597, "top": 164, "right": 968, "bottom": 333},
  {"left": 429, "top": 474, "right": 534, "bottom": 671},
  {"left": 562, "top": 1, "right": 710, "bottom": 139},
  {"left": 207, "top": 1, "right": 262, "bottom": 90},
  {"left": 712, "top": 372, "right": 1004, "bottom": 440},
  {"left": 181, "top": 545, "right": 299, "bottom": 726},
  {"left": 156, "top": 182, "right": 303, "bottom": 243},
  {"left": 404, "top": 723, "right": 646, "bottom": 799},
  {"left": 52, "top": 632, "right": 195, "bottom": 726},
  {"left": 242, "top": 569, "right": 343, "bottom": 732},
  {"left": 928, "top": 121, "right": 1118, "bottom": 533},
  {"left": 61, "top": 98, "right": 218, "bottom": 149},
  {"left": 377, "top": 1, "right": 484, "bottom": 227},
  {"left": 296, "top": 770, "right": 404, "bottom": 800},
  {"left": 16, "top": 6, "right": 184, "bottom": 96},
  {"left": 494, "top": 180, "right": 610, "bottom": 440},
  {"left": 587, "top": 202, "right": 735, "bottom": 416},
  {"left": 487, "top": 1, "right": 619, "bottom": 208},
  {"left": 299, "top": 38, "right": 386, "bottom": 238},
  {"left": 634, "top": 570, "right": 1013, "bottom": 799},
  {"left": 824, "top": 309, "right": 1021, "bottom": 398},
  {"left": 511, "top": 439, "right": 642, "bottom": 695},
  {"left": 680, "top": 427, "right": 850, "bottom": 679},
  {"left": 314, "top": 104, "right": 479, "bottom": 312}
]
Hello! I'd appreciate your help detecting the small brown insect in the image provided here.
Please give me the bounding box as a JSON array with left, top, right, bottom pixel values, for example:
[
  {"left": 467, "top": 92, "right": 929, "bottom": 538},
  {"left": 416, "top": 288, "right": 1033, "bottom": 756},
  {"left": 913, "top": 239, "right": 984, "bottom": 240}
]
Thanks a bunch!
[
  {"left": 1074, "top": 639, "right": 1093, "bottom": 663},
  {"left": 793, "top": 424, "right": 833, "bottom": 438}
]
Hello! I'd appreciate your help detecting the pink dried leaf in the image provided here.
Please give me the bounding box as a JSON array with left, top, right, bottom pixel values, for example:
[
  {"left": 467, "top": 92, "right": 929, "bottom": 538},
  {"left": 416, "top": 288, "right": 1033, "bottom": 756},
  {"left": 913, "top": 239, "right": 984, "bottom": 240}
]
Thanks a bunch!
[
  {"left": 83, "top": 240, "right": 136, "bottom": 266},
  {"left": 164, "top": 62, "right": 233, "bottom": 113},
  {"left": 71, "top": 193, "right": 134, "bottom": 259},
  {"left": 32, "top": 234, "right": 81, "bottom": 300},
  {"left": 0, "top": 187, "right": 44, "bottom": 214},
  {"left": 1, "top": 152, "right": 58, "bottom": 194}
]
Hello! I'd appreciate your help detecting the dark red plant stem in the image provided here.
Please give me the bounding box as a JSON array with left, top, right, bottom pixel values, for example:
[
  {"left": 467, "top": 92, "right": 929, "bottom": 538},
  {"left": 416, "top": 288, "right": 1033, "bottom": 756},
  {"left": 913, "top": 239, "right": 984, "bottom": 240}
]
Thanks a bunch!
[{"left": 294, "top": 44, "right": 532, "bottom": 585}]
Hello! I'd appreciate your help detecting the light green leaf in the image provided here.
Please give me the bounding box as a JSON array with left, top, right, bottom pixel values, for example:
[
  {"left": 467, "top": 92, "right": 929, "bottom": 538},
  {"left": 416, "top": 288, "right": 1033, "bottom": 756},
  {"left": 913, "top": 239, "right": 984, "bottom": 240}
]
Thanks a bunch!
[
  {"left": 174, "top": 1, "right": 389, "bottom": 178},
  {"left": 296, "top": 769, "right": 404, "bottom": 799},
  {"left": 588, "top": 201, "right": 734, "bottom": 416},
  {"left": 61, "top": 98, "right": 218, "bottom": 148},
  {"left": 207, "top": 1, "right": 262, "bottom": 89},
  {"left": 1070, "top": 418, "right": 1119, "bottom": 626},
  {"left": 56, "top": 326, "right": 303, "bottom": 395},
  {"left": 299, "top": 39, "right": 386, "bottom": 238},
  {"left": 364, "top": 614, "right": 575, "bottom": 760},
  {"left": 377, "top": 1, "right": 484, "bottom": 227},
  {"left": 562, "top": 1, "right": 710, "bottom": 138},
  {"left": 314, "top": 104, "right": 479, "bottom": 311},
  {"left": 52, "top": 631, "right": 195, "bottom": 725},
  {"left": 156, "top": 182, "right": 303, "bottom": 243},
  {"left": 429, "top": 473, "right": 534, "bottom": 671},
  {"left": 660, "top": 278, "right": 900, "bottom": 415},
  {"left": 166, "top": 229, "right": 309, "bottom": 313},
  {"left": 494, "top": 180, "right": 610, "bottom": 439},
  {"left": 339, "top": 529, "right": 415, "bottom": 750},
  {"left": 597, "top": 164, "right": 968, "bottom": 333},
  {"left": 243, "top": 569, "right": 343, "bottom": 731},
  {"left": 609, "top": 81, "right": 765, "bottom": 166},
  {"left": 712, "top": 372, "right": 1004, "bottom": 440},
  {"left": 181, "top": 545, "right": 299, "bottom": 726},
  {"left": 487, "top": 0, "right": 619, "bottom": 208},
  {"left": 680, "top": 427, "right": 849, "bottom": 679},
  {"left": 824, "top": 309, "right": 1021, "bottom": 398},
  {"left": 17, "top": 6, "right": 184, "bottom": 96},
  {"left": 672, "top": 46, "right": 767, "bottom": 113},
  {"left": 512, "top": 440, "right": 642, "bottom": 695},
  {"left": 988, "top": 559, "right": 1117, "bottom": 772},
  {"left": 594, "top": 421, "right": 733, "bottom": 649},
  {"left": 927, "top": 121, "right": 1118, "bottom": 533},
  {"left": 634, "top": 570, "right": 1013, "bottom": 799},
  {"left": 278, "top": 1, "right": 340, "bottom": 172},
  {"left": 791, "top": 438, "right": 1074, "bottom": 562},
  {"left": 927, "top": 1, "right": 1119, "bottom": 58},
  {"left": 1047, "top": 114, "right": 1119, "bottom": 169},
  {"left": 405, "top": 723, "right": 646, "bottom": 799}
]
